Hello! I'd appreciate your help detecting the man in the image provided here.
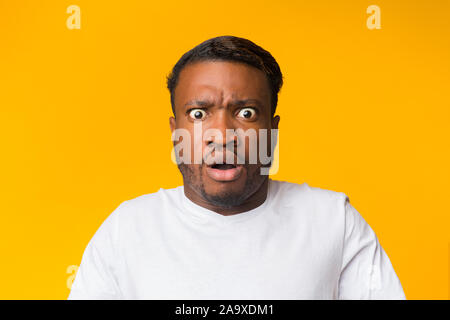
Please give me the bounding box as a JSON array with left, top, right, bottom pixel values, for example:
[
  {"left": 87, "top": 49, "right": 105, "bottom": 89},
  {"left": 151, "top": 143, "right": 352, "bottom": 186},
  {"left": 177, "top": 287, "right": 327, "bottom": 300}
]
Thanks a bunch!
[{"left": 68, "top": 36, "right": 406, "bottom": 299}]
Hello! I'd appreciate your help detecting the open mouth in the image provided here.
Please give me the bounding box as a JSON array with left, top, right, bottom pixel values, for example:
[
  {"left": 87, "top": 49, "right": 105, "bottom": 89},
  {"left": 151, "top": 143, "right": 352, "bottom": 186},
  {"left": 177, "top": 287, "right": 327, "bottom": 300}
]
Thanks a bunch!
[
  {"left": 210, "top": 164, "right": 237, "bottom": 170},
  {"left": 206, "top": 163, "right": 242, "bottom": 182}
]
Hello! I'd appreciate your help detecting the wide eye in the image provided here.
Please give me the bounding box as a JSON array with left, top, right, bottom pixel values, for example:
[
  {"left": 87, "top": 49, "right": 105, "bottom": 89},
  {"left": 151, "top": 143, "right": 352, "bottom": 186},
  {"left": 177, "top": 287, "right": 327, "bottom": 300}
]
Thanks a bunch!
[
  {"left": 188, "top": 109, "right": 207, "bottom": 120},
  {"left": 237, "top": 107, "right": 256, "bottom": 120}
]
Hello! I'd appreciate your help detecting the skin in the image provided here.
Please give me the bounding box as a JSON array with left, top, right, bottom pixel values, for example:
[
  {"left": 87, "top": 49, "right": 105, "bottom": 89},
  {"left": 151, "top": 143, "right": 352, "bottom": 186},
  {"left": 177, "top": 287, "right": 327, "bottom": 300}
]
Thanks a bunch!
[{"left": 169, "top": 60, "right": 280, "bottom": 216}]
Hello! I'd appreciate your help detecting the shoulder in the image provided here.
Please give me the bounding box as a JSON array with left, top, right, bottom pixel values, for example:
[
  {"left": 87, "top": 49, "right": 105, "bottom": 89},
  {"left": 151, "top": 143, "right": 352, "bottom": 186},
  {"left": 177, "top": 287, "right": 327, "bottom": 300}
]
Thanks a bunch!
[
  {"left": 87, "top": 186, "right": 183, "bottom": 247},
  {"left": 269, "top": 179, "right": 350, "bottom": 230},
  {"left": 112, "top": 185, "right": 183, "bottom": 222},
  {"left": 270, "top": 179, "right": 348, "bottom": 208}
]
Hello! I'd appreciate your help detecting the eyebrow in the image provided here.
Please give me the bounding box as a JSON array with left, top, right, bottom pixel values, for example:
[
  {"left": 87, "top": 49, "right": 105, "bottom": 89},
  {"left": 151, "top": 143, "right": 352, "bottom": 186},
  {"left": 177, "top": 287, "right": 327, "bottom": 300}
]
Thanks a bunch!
[{"left": 183, "top": 98, "right": 263, "bottom": 109}]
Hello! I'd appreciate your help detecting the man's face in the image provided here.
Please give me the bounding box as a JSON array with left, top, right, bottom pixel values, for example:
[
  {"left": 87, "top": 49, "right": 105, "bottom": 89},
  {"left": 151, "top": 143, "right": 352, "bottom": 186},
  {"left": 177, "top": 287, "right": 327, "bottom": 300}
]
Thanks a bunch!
[{"left": 169, "top": 60, "right": 279, "bottom": 208}]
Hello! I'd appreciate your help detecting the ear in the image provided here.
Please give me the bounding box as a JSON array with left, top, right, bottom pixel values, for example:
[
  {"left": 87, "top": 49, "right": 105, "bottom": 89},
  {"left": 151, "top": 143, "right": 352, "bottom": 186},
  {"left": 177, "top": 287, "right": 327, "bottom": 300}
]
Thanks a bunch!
[
  {"left": 271, "top": 115, "right": 280, "bottom": 130},
  {"left": 169, "top": 116, "right": 176, "bottom": 134}
]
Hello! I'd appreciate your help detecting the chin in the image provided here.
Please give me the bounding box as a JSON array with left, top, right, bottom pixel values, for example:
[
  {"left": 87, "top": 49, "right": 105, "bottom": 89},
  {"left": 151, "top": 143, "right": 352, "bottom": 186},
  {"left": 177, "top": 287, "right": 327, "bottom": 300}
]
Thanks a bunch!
[{"left": 202, "top": 186, "right": 247, "bottom": 208}]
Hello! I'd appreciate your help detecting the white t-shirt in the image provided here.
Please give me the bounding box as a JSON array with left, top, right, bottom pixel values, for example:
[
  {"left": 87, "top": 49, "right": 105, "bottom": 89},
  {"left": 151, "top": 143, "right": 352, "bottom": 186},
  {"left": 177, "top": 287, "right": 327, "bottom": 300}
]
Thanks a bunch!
[{"left": 68, "top": 179, "right": 406, "bottom": 300}]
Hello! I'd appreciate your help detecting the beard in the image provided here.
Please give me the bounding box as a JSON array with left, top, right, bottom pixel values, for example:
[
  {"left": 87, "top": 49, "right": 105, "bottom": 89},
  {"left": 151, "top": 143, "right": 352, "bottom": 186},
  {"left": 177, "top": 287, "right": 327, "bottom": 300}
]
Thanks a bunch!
[{"left": 177, "top": 162, "right": 267, "bottom": 209}]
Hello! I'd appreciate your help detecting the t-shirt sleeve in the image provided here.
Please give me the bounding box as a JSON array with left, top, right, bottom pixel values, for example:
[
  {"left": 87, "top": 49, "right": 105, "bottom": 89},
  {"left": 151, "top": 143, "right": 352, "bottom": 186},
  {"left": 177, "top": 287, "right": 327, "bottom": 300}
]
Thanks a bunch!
[
  {"left": 338, "top": 196, "right": 406, "bottom": 300},
  {"left": 68, "top": 202, "right": 126, "bottom": 300}
]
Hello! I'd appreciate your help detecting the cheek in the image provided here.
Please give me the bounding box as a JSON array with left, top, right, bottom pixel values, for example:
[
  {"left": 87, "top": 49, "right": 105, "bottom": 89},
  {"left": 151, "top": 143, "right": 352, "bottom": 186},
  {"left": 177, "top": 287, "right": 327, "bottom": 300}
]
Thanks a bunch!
[
  {"left": 245, "top": 163, "right": 260, "bottom": 176},
  {"left": 248, "top": 137, "right": 266, "bottom": 165},
  {"left": 187, "top": 127, "right": 209, "bottom": 164},
  {"left": 183, "top": 164, "right": 203, "bottom": 183}
]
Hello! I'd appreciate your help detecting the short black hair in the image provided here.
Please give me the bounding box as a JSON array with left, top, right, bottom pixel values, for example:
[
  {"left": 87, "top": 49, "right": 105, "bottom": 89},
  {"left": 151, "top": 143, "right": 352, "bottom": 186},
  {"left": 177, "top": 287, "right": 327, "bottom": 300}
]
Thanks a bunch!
[{"left": 166, "top": 35, "right": 283, "bottom": 117}]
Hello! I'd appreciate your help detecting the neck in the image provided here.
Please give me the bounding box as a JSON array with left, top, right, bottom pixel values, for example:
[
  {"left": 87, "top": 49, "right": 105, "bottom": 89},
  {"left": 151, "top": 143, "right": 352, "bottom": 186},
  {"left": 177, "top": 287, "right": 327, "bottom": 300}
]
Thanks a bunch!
[{"left": 184, "top": 178, "right": 269, "bottom": 216}]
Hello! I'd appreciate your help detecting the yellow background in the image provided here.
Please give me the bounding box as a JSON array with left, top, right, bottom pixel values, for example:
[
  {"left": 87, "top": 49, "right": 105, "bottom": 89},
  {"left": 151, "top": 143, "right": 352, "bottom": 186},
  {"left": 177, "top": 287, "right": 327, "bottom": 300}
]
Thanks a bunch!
[{"left": 1, "top": 0, "right": 449, "bottom": 299}]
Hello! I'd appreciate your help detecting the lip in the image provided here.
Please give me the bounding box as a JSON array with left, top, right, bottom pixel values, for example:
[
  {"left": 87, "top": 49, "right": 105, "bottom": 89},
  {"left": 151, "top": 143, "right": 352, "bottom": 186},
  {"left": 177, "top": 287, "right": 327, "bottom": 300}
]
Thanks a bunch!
[{"left": 205, "top": 165, "right": 243, "bottom": 182}]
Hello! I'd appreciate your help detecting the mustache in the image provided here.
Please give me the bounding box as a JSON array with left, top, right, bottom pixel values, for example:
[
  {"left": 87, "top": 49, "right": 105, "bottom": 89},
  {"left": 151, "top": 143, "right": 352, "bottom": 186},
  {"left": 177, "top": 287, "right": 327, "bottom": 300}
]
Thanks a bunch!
[{"left": 202, "top": 141, "right": 246, "bottom": 165}]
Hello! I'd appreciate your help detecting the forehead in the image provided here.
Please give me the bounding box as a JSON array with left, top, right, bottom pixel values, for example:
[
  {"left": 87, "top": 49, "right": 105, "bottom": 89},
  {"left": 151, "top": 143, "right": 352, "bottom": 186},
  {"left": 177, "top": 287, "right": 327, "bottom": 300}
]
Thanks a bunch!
[{"left": 174, "top": 60, "right": 271, "bottom": 109}]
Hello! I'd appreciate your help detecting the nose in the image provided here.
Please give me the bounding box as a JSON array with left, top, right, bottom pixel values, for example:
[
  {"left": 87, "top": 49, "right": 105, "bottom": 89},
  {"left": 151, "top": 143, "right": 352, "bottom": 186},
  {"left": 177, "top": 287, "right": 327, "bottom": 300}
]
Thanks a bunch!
[{"left": 204, "top": 109, "right": 237, "bottom": 148}]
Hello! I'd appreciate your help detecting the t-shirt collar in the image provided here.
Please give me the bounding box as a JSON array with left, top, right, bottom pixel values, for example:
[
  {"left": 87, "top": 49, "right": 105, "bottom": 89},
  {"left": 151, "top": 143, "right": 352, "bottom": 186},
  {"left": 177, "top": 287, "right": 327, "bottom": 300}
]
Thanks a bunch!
[{"left": 180, "top": 179, "right": 274, "bottom": 225}]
